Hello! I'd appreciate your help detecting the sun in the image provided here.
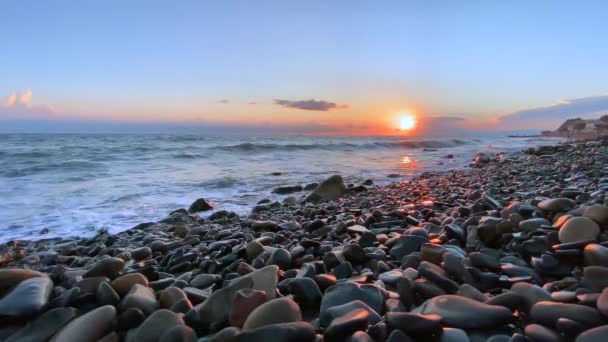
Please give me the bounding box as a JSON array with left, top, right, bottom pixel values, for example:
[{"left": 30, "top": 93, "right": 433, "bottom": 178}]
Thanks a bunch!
[{"left": 399, "top": 114, "right": 416, "bottom": 130}]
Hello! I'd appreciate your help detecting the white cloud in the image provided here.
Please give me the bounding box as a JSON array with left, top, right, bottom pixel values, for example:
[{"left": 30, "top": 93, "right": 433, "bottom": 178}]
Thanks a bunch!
[{"left": 0, "top": 90, "right": 56, "bottom": 118}]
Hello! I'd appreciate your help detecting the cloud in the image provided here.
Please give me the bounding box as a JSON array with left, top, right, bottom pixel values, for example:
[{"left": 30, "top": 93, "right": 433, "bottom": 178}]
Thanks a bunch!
[
  {"left": 274, "top": 99, "right": 348, "bottom": 111},
  {"left": 500, "top": 95, "right": 608, "bottom": 124},
  {"left": 248, "top": 102, "right": 256, "bottom": 105},
  {"left": 3, "top": 89, "right": 32, "bottom": 107},
  {"left": 0, "top": 90, "right": 56, "bottom": 118},
  {"left": 218, "top": 99, "right": 230, "bottom": 104}
]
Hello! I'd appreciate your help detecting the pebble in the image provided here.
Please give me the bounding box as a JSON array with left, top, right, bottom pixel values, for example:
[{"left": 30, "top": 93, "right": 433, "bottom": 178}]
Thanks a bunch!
[
  {"left": 242, "top": 297, "right": 302, "bottom": 330},
  {"left": 0, "top": 276, "right": 53, "bottom": 318},
  {"left": 120, "top": 283, "right": 159, "bottom": 315},
  {"left": 0, "top": 268, "right": 46, "bottom": 294},
  {"left": 412, "top": 295, "right": 513, "bottom": 329},
  {"left": 597, "top": 288, "right": 608, "bottom": 316},
  {"left": 132, "top": 246, "right": 152, "bottom": 260},
  {"left": 5, "top": 307, "right": 77, "bottom": 342},
  {"left": 530, "top": 301, "right": 604, "bottom": 328},
  {"left": 576, "top": 325, "right": 608, "bottom": 342},
  {"left": 386, "top": 312, "right": 442, "bottom": 335},
  {"left": 323, "top": 300, "right": 382, "bottom": 327},
  {"left": 83, "top": 257, "right": 125, "bottom": 278},
  {"left": 267, "top": 248, "right": 292, "bottom": 270},
  {"left": 584, "top": 266, "right": 608, "bottom": 292},
  {"left": 584, "top": 204, "right": 608, "bottom": 228},
  {"left": 97, "top": 281, "right": 120, "bottom": 306},
  {"left": 525, "top": 324, "right": 562, "bottom": 342},
  {"left": 510, "top": 282, "right": 552, "bottom": 312},
  {"left": 558, "top": 217, "right": 600, "bottom": 243},
  {"left": 584, "top": 244, "right": 608, "bottom": 266},
  {"left": 229, "top": 288, "right": 268, "bottom": 327},
  {"left": 51, "top": 305, "right": 116, "bottom": 342},
  {"left": 538, "top": 198, "right": 576, "bottom": 212},
  {"left": 320, "top": 282, "right": 384, "bottom": 326},
  {"left": 235, "top": 321, "right": 316, "bottom": 342},
  {"left": 134, "top": 309, "right": 186, "bottom": 342},
  {"left": 324, "top": 309, "right": 370, "bottom": 342},
  {"left": 159, "top": 286, "right": 189, "bottom": 308},
  {"left": 192, "top": 276, "right": 253, "bottom": 331},
  {"left": 111, "top": 273, "right": 149, "bottom": 296}
]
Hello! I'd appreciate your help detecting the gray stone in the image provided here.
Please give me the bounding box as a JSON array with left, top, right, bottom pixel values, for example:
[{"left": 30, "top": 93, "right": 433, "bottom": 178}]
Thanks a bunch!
[
  {"left": 0, "top": 276, "right": 53, "bottom": 318},
  {"left": 320, "top": 282, "right": 384, "bottom": 327},
  {"left": 510, "top": 282, "right": 552, "bottom": 313},
  {"left": 242, "top": 297, "right": 302, "bottom": 330},
  {"left": 51, "top": 305, "right": 116, "bottom": 342},
  {"left": 97, "top": 281, "right": 120, "bottom": 306},
  {"left": 304, "top": 175, "right": 347, "bottom": 202},
  {"left": 5, "top": 307, "right": 77, "bottom": 342},
  {"left": 324, "top": 300, "right": 381, "bottom": 327},
  {"left": 188, "top": 198, "right": 213, "bottom": 212},
  {"left": 235, "top": 322, "right": 316, "bottom": 342},
  {"left": 538, "top": 198, "right": 576, "bottom": 212},
  {"left": 83, "top": 257, "right": 125, "bottom": 278},
  {"left": 412, "top": 295, "right": 513, "bottom": 329},
  {"left": 576, "top": 325, "right": 608, "bottom": 342},
  {"left": 584, "top": 244, "right": 608, "bottom": 267},
  {"left": 120, "top": 283, "right": 159, "bottom": 315},
  {"left": 558, "top": 217, "right": 600, "bottom": 244},
  {"left": 0, "top": 269, "right": 46, "bottom": 295},
  {"left": 134, "top": 309, "right": 186, "bottom": 342},
  {"left": 530, "top": 301, "right": 603, "bottom": 328}
]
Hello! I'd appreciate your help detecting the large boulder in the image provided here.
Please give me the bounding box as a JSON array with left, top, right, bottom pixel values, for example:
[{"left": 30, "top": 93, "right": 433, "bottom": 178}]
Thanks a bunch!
[
  {"left": 188, "top": 198, "right": 214, "bottom": 213},
  {"left": 304, "top": 175, "right": 347, "bottom": 202}
]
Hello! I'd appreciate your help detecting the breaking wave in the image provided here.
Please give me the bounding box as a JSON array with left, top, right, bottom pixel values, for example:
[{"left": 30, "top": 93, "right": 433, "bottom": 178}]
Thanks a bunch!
[{"left": 210, "top": 139, "right": 469, "bottom": 153}]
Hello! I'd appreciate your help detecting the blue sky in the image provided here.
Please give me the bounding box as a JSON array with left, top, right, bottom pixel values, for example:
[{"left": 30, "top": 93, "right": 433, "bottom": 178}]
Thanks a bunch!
[{"left": 1, "top": 1, "right": 608, "bottom": 133}]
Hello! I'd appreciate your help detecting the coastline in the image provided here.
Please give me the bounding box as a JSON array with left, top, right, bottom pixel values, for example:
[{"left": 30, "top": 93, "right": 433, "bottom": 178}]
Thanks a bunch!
[{"left": 1, "top": 136, "right": 608, "bottom": 340}]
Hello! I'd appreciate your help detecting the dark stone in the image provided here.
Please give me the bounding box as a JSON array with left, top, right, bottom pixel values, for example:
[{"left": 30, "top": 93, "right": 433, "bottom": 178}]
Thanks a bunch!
[
  {"left": 389, "top": 235, "right": 428, "bottom": 260},
  {"left": 272, "top": 185, "right": 303, "bottom": 194},
  {"left": 117, "top": 307, "right": 146, "bottom": 331},
  {"left": 386, "top": 312, "right": 442, "bottom": 335},
  {"left": 524, "top": 324, "right": 562, "bottom": 342},
  {"left": 413, "top": 295, "right": 514, "bottom": 329},
  {"left": 188, "top": 198, "right": 214, "bottom": 212},
  {"left": 530, "top": 301, "right": 604, "bottom": 329},
  {"left": 324, "top": 309, "right": 370, "bottom": 342},
  {"left": 235, "top": 322, "right": 316, "bottom": 342},
  {"left": 320, "top": 282, "right": 384, "bottom": 327},
  {"left": 0, "top": 277, "right": 53, "bottom": 318},
  {"left": 5, "top": 307, "right": 77, "bottom": 342}
]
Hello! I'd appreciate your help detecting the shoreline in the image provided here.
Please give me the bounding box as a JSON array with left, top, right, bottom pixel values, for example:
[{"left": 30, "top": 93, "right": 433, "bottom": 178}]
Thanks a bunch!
[{"left": 1, "top": 136, "right": 608, "bottom": 341}]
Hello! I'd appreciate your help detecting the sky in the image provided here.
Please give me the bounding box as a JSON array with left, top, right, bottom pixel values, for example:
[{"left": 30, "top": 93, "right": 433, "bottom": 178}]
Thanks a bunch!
[{"left": 1, "top": 0, "right": 608, "bottom": 135}]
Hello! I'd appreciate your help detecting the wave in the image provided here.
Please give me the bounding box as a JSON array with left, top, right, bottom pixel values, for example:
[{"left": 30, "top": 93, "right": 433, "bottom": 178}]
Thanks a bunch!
[
  {"left": 210, "top": 139, "right": 469, "bottom": 153},
  {"left": 194, "top": 176, "right": 241, "bottom": 189},
  {"left": 2, "top": 160, "right": 105, "bottom": 177},
  {"left": 172, "top": 153, "right": 207, "bottom": 159},
  {"left": 1, "top": 151, "right": 54, "bottom": 159}
]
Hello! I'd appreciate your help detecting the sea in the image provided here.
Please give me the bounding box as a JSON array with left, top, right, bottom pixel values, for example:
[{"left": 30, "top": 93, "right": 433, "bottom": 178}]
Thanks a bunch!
[{"left": 0, "top": 133, "right": 564, "bottom": 242}]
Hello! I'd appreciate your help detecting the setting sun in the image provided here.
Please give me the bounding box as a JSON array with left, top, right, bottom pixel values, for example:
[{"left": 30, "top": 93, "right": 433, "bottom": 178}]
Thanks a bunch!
[{"left": 399, "top": 114, "right": 416, "bottom": 130}]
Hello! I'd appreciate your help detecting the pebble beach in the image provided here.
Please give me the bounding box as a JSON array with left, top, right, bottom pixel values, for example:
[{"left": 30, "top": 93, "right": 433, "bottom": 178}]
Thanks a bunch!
[{"left": 2, "top": 137, "right": 608, "bottom": 342}]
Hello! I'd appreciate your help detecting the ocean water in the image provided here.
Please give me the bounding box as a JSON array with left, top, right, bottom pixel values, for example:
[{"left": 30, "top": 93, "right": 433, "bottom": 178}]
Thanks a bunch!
[{"left": 0, "top": 133, "right": 563, "bottom": 242}]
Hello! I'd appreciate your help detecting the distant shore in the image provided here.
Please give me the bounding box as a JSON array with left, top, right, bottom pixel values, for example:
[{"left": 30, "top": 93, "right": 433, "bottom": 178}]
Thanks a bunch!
[{"left": 1, "top": 136, "right": 608, "bottom": 341}]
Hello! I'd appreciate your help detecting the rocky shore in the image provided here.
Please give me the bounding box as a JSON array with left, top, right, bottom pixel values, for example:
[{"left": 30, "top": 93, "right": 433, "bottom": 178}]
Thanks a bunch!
[{"left": 1, "top": 137, "right": 608, "bottom": 342}]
